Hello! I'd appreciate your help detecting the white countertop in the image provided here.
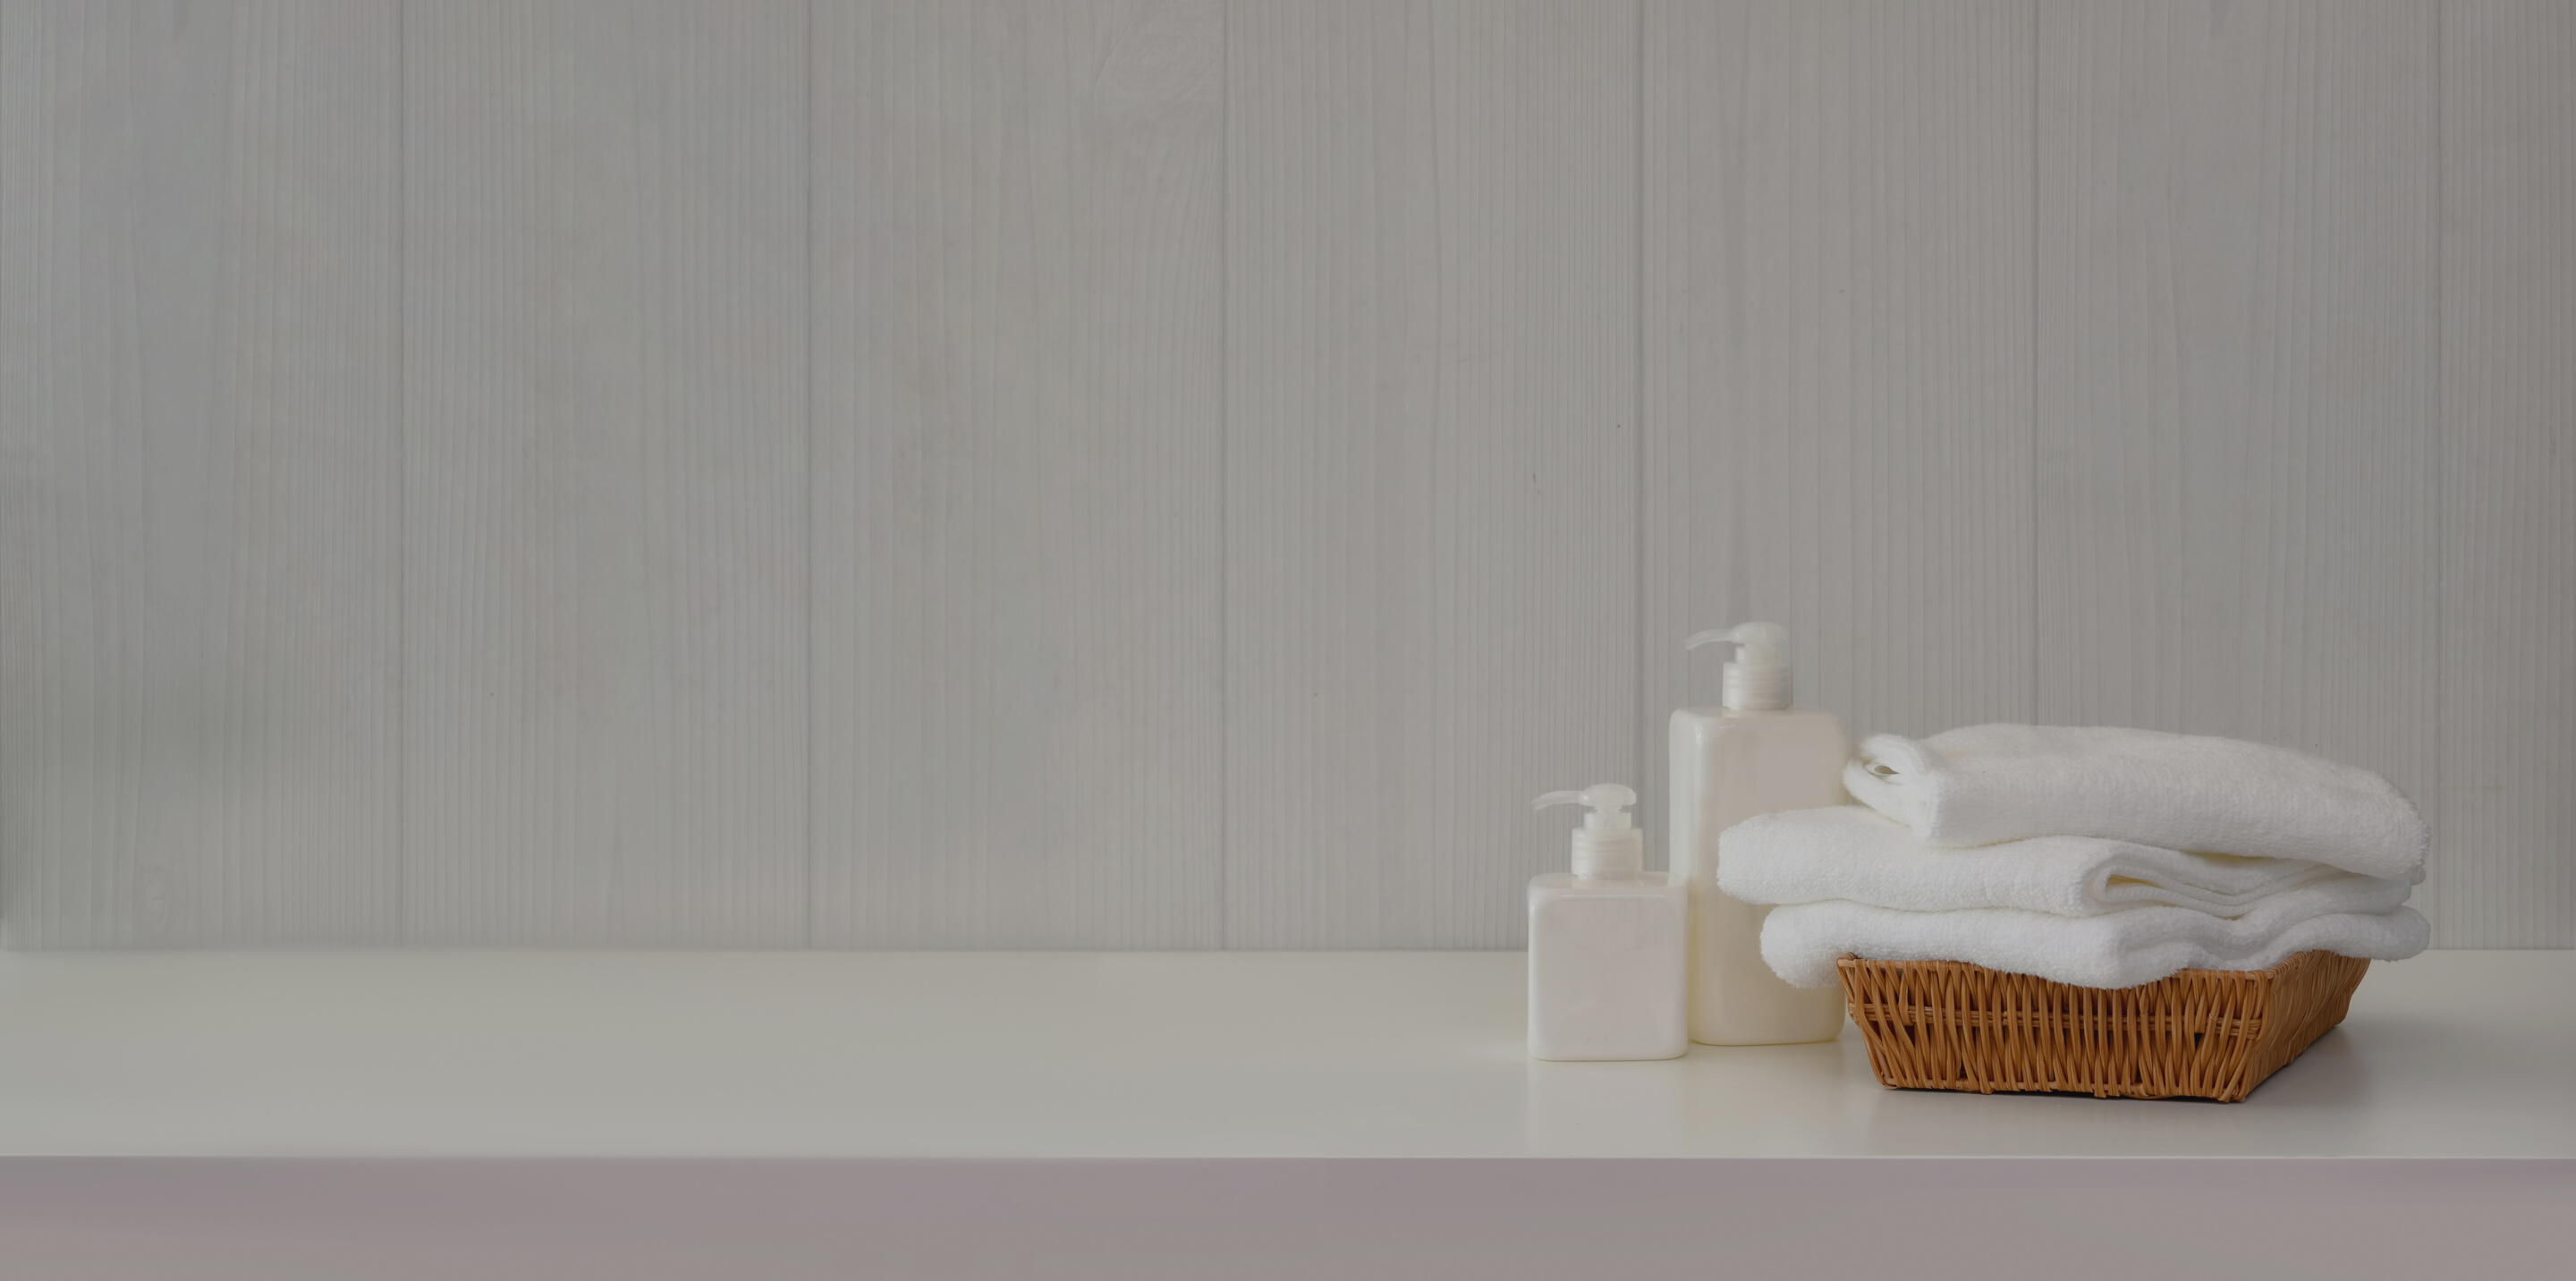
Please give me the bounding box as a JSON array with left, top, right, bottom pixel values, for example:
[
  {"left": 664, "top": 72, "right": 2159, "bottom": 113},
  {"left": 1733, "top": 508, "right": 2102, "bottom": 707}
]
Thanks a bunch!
[{"left": 2, "top": 947, "right": 2569, "bottom": 1159}]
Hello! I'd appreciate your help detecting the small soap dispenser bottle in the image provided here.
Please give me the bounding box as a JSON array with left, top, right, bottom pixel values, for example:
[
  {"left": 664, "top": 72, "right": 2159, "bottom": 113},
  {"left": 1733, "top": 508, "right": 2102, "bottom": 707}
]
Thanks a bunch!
[
  {"left": 1669, "top": 624, "right": 1852, "bottom": 1045},
  {"left": 1527, "top": 785, "right": 1688, "bottom": 1062}
]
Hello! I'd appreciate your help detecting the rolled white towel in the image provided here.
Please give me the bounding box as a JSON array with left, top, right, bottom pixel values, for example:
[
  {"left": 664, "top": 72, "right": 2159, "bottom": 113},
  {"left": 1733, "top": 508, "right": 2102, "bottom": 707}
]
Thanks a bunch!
[
  {"left": 1718, "top": 804, "right": 2413, "bottom": 918},
  {"left": 1842, "top": 724, "right": 2428, "bottom": 880},
  {"left": 1760, "top": 894, "right": 2430, "bottom": 990}
]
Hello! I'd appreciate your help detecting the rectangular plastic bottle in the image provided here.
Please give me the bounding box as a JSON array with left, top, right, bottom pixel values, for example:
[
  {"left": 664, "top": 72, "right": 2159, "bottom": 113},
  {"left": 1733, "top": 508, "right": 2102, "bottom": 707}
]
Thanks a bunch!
[
  {"left": 1668, "top": 624, "right": 1852, "bottom": 1045},
  {"left": 1528, "top": 785, "right": 1688, "bottom": 1061}
]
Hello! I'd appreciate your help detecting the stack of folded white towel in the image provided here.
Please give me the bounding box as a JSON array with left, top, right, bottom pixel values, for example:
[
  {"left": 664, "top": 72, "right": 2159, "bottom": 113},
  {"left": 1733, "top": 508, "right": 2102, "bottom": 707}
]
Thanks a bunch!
[{"left": 1717, "top": 724, "right": 2432, "bottom": 990}]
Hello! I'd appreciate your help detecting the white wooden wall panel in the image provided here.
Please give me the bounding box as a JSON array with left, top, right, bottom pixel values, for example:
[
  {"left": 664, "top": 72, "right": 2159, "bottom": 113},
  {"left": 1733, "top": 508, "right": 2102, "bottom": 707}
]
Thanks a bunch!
[
  {"left": 0, "top": 1, "right": 401, "bottom": 946},
  {"left": 2033, "top": 0, "right": 2445, "bottom": 927},
  {"left": 402, "top": 1, "right": 808, "bottom": 944},
  {"left": 1225, "top": 0, "right": 1637, "bottom": 948},
  {"left": 1640, "top": 0, "right": 2038, "bottom": 865},
  {"left": 2440, "top": 0, "right": 2576, "bottom": 947},
  {"left": 810, "top": 1, "right": 1226, "bottom": 946},
  {"left": 3, "top": 0, "right": 2572, "bottom": 949},
  {"left": 1223, "top": 0, "right": 1437, "bottom": 947}
]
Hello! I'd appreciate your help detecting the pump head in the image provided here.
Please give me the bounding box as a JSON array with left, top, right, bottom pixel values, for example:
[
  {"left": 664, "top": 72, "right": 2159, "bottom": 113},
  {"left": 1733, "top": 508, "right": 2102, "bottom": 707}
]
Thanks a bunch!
[
  {"left": 1683, "top": 622, "right": 1794, "bottom": 710},
  {"left": 1533, "top": 784, "right": 1644, "bottom": 877}
]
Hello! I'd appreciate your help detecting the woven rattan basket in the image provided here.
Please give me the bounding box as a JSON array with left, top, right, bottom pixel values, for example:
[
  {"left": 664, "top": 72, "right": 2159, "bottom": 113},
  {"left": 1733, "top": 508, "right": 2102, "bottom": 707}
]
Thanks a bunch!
[{"left": 1835, "top": 950, "right": 2368, "bottom": 1102}]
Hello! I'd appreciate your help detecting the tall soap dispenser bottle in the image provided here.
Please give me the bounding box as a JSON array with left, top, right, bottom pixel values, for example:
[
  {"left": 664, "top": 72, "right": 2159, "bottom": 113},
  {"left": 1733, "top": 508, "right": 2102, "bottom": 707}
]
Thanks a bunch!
[
  {"left": 1669, "top": 624, "right": 1852, "bottom": 1045},
  {"left": 1526, "top": 785, "right": 1688, "bottom": 1062}
]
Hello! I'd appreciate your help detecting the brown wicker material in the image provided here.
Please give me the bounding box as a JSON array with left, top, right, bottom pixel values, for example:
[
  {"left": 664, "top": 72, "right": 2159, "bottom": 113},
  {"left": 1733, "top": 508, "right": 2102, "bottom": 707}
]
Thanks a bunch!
[{"left": 1835, "top": 949, "right": 2369, "bottom": 1102}]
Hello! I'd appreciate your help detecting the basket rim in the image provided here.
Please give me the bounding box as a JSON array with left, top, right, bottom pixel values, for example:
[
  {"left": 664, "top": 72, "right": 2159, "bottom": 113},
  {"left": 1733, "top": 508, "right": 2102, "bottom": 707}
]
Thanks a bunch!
[{"left": 1832, "top": 949, "right": 2342, "bottom": 991}]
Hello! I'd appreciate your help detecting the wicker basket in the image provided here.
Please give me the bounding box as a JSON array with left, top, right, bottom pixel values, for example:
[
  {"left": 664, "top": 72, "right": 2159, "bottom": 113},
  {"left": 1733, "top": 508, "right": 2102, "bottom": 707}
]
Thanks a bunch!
[{"left": 1835, "top": 950, "right": 2369, "bottom": 1102}]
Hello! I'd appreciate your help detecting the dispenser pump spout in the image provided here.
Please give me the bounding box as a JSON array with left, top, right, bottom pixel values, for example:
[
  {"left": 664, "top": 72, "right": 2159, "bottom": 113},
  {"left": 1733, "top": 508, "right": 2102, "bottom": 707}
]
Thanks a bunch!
[
  {"left": 1684, "top": 622, "right": 1794, "bottom": 710},
  {"left": 1533, "top": 784, "right": 1644, "bottom": 878}
]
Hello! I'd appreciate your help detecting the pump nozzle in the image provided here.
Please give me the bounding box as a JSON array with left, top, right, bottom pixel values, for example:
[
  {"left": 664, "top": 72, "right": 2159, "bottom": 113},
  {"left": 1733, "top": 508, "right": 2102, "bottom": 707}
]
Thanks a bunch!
[
  {"left": 1684, "top": 622, "right": 1794, "bottom": 709},
  {"left": 1533, "top": 783, "right": 1637, "bottom": 827},
  {"left": 1534, "top": 784, "right": 1643, "bottom": 877},
  {"left": 1684, "top": 622, "right": 1787, "bottom": 662}
]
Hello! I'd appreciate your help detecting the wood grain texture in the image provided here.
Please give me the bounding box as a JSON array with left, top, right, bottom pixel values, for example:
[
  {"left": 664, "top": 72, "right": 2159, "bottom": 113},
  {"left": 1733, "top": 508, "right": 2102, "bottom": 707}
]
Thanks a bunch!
[
  {"left": 810, "top": 1, "right": 1226, "bottom": 946},
  {"left": 2034, "top": 1, "right": 2443, "bottom": 926},
  {"left": 2440, "top": 0, "right": 2576, "bottom": 947},
  {"left": 1, "top": 0, "right": 2567, "bottom": 951},
  {"left": 1641, "top": 0, "right": 2037, "bottom": 861},
  {"left": 0, "top": 1, "right": 401, "bottom": 946},
  {"left": 1224, "top": 0, "right": 1639, "bottom": 948},
  {"left": 402, "top": 1, "right": 809, "bottom": 945}
]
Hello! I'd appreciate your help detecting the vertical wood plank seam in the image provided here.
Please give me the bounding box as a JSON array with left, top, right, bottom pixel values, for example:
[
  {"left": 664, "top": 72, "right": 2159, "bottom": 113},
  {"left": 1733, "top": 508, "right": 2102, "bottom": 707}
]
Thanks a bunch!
[
  {"left": 108, "top": 6, "right": 137, "bottom": 940},
  {"left": 1428, "top": 2, "right": 1445, "bottom": 943},
  {"left": 2430, "top": 0, "right": 2444, "bottom": 902},
  {"left": 802, "top": 0, "right": 815, "bottom": 948},
  {"left": 1634, "top": 0, "right": 1648, "bottom": 863},
  {"left": 395, "top": 0, "right": 409, "bottom": 943},
  {"left": 1216, "top": 0, "right": 1229, "bottom": 949},
  {"left": 3, "top": 3, "right": 15, "bottom": 938}
]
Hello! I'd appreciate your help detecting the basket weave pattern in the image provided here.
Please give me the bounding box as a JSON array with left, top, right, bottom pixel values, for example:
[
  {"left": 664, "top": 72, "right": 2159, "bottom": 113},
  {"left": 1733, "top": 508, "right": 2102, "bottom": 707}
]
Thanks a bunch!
[{"left": 1835, "top": 950, "right": 2368, "bottom": 1102}]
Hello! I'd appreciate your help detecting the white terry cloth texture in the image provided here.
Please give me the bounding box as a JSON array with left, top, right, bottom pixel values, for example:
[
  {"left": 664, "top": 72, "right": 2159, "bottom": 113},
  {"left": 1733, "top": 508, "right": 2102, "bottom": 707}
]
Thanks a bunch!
[
  {"left": 1717, "top": 804, "right": 2416, "bottom": 919},
  {"left": 1842, "top": 724, "right": 2429, "bottom": 880},
  {"left": 1759, "top": 893, "right": 2431, "bottom": 990}
]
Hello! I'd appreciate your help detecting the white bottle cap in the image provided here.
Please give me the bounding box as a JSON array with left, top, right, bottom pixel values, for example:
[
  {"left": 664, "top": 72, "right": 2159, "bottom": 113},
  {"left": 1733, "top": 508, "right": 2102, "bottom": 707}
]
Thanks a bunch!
[
  {"left": 1683, "top": 622, "right": 1792, "bottom": 710},
  {"left": 1532, "top": 784, "right": 1644, "bottom": 878}
]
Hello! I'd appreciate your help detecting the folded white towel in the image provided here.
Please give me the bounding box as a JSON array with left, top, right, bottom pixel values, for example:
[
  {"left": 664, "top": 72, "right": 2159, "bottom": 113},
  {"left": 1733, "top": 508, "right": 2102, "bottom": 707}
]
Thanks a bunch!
[
  {"left": 1717, "top": 804, "right": 2414, "bottom": 918},
  {"left": 1842, "top": 724, "right": 2428, "bottom": 880},
  {"left": 1759, "top": 894, "right": 2430, "bottom": 989}
]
